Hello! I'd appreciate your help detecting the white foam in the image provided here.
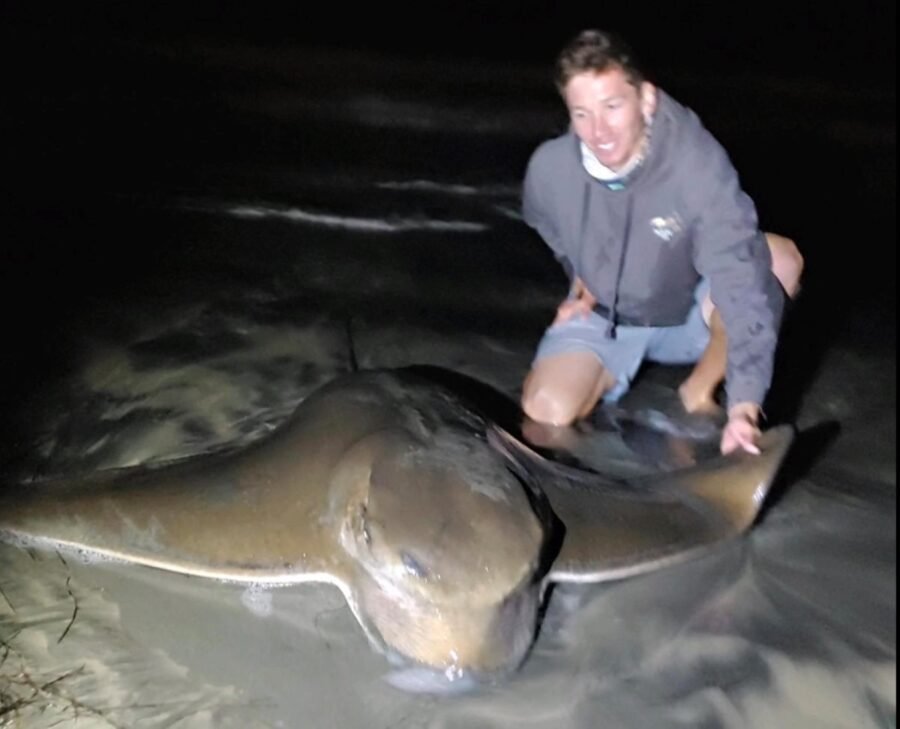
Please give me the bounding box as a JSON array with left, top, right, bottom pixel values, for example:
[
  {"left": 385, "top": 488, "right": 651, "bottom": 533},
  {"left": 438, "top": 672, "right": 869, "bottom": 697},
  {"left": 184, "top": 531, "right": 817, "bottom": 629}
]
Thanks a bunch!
[
  {"left": 226, "top": 204, "right": 488, "bottom": 233},
  {"left": 345, "top": 95, "right": 557, "bottom": 137},
  {"left": 492, "top": 204, "right": 524, "bottom": 221},
  {"left": 240, "top": 585, "right": 274, "bottom": 618},
  {"left": 376, "top": 179, "right": 519, "bottom": 198},
  {"left": 384, "top": 665, "right": 481, "bottom": 695}
]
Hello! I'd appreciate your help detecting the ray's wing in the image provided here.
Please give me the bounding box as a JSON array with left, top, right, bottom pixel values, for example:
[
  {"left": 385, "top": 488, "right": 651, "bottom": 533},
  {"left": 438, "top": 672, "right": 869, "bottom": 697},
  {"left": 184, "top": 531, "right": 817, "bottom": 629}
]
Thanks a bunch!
[
  {"left": 0, "top": 410, "right": 389, "bottom": 587},
  {"left": 492, "top": 426, "right": 794, "bottom": 584}
]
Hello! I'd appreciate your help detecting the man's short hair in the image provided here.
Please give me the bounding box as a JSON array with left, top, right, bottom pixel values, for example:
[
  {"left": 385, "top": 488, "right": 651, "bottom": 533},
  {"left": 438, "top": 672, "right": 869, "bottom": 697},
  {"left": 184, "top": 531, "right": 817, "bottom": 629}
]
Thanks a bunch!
[{"left": 555, "top": 30, "right": 648, "bottom": 93}]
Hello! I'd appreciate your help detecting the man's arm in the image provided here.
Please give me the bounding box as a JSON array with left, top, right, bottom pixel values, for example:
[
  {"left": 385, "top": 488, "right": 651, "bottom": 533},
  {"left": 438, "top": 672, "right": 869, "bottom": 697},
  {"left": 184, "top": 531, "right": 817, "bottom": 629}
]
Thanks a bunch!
[
  {"left": 685, "top": 133, "right": 785, "bottom": 449},
  {"left": 522, "top": 146, "right": 590, "bottom": 322}
]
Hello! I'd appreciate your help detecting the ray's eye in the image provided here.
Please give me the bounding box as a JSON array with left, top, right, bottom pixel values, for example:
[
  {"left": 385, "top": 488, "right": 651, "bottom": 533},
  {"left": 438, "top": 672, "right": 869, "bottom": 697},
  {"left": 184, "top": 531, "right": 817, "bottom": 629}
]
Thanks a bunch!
[{"left": 401, "top": 551, "right": 430, "bottom": 580}]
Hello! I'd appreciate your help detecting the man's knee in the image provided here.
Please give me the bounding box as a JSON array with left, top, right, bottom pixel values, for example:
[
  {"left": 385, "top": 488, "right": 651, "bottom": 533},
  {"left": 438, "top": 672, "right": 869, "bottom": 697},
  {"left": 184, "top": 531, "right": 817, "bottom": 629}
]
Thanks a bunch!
[
  {"left": 522, "top": 363, "right": 617, "bottom": 424},
  {"left": 765, "top": 233, "right": 805, "bottom": 297},
  {"left": 521, "top": 385, "right": 580, "bottom": 426}
]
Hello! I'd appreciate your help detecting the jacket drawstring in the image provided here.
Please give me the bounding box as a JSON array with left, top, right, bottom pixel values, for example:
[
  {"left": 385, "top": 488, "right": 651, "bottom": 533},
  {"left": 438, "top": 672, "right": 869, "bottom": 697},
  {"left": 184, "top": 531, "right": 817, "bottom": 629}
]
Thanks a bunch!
[
  {"left": 578, "top": 182, "right": 591, "bottom": 267},
  {"left": 578, "top": 179, "right": 632, "bottom": 339},
  {"left": 605, "top": 191, "right": 633, "bottom": 340}
]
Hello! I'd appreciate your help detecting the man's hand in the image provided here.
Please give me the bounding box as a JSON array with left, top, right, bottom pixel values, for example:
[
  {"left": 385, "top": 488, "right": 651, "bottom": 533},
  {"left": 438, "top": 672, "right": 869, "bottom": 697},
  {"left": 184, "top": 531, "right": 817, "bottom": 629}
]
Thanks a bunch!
[
  {"left": 553, "top": 278, "right": 596, "bottom": 325},
  {"left": 721, "top": 402, "right": 762, "bottom": 455}
]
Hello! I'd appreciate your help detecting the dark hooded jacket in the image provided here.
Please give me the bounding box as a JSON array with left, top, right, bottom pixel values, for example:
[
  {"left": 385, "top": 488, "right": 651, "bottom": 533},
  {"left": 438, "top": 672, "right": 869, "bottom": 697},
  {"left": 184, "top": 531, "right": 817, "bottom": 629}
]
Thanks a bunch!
[{"left": 522, "top": 90, "right": 784, "bottom": 408}]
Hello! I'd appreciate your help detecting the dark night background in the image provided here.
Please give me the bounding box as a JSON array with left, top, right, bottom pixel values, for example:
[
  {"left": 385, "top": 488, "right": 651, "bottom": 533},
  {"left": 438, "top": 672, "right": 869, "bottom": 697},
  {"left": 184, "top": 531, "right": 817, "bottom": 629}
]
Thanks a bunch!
[{"left": 2, "top": 1, "right": 896, "bottom": 421}]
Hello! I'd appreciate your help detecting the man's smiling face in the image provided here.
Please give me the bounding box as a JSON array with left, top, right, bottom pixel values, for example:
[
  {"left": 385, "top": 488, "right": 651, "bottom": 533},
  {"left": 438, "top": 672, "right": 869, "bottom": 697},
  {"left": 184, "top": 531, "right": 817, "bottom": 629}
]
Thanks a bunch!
[{"left": 564, "top": 66, "right": 657, "bottom": 172}]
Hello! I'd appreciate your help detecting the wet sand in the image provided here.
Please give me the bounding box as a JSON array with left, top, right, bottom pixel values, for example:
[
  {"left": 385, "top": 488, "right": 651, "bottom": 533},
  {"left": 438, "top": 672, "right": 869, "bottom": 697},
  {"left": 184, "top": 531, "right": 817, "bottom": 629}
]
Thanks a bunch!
[{"left": 1, "top": 308, "right": 893, "bottom": 727}]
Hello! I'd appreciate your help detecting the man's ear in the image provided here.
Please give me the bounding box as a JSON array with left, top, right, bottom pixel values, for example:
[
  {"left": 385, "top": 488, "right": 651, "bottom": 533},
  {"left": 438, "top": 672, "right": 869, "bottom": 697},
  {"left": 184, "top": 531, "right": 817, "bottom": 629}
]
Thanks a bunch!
[{"left": 640, "top": 83, "right": 658, "bottom": 124}]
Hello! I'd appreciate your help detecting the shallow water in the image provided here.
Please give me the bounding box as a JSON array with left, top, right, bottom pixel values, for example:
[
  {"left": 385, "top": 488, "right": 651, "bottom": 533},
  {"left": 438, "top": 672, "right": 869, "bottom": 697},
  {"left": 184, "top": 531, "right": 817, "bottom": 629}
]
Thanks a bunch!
[{"left": 2, "top": 31, "right": 895, "bottom": 728}]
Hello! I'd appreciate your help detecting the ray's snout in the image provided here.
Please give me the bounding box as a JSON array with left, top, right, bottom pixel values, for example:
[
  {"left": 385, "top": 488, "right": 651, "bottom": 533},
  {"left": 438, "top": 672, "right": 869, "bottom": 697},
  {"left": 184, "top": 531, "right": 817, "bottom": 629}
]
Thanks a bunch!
[{"left": 338, "top": 429, "right": 551, "bottom": 677}]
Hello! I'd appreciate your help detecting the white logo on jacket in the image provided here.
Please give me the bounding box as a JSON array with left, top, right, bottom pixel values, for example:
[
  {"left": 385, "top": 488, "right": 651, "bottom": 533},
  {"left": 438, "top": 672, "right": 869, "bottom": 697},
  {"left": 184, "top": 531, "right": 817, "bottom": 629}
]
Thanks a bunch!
[{"left": 649, "top": 214, "right": 683, "bottom": 241}]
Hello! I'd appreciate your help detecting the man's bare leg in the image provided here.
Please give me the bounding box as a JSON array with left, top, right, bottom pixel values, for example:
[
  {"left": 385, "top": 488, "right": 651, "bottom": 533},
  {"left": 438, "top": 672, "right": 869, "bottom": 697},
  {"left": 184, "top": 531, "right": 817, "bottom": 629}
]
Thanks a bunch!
[
  {"left": 522, "top": 351, "right": 616, "bottom": 425},
  {"left": 678, "top": 308, "right": 728, "bottom": 413},
  {"left": 520, "top": 351, "right": 616, "bottom": 447},
  {"left": 679, "top": 232, "right": 805, "bottom": 413}
]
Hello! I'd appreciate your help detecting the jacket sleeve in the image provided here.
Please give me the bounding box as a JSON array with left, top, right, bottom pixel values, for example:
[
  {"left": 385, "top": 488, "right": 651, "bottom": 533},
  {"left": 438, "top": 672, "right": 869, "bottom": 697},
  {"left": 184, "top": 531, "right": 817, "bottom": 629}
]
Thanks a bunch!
[
  {"left": 522, "top": 147, "right": 574, "bottom": 281},
  {"left": 686, "top": 132, "right": 785, "bottom": 410}
]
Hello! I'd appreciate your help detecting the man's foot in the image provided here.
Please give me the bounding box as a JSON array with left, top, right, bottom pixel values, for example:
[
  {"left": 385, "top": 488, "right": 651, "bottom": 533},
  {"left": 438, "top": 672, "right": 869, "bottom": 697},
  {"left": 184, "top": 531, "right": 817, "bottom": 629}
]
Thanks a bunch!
[{"left": 678, "top": 379, "right": 725, "bottom": 417}]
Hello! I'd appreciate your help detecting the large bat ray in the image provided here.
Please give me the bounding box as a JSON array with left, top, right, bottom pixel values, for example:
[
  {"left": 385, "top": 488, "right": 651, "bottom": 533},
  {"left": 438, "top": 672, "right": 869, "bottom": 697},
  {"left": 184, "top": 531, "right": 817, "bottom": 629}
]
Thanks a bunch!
[{"left": 0, "top": 369, "right": 793, "bottom": 681}]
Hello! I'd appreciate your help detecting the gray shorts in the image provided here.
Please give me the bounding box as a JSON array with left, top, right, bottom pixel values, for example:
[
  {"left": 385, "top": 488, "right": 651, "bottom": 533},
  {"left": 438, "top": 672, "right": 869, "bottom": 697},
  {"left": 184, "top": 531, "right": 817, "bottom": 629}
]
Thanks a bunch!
[{"left": 533, "top": 282, "right": 711, "bottom": 402}]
